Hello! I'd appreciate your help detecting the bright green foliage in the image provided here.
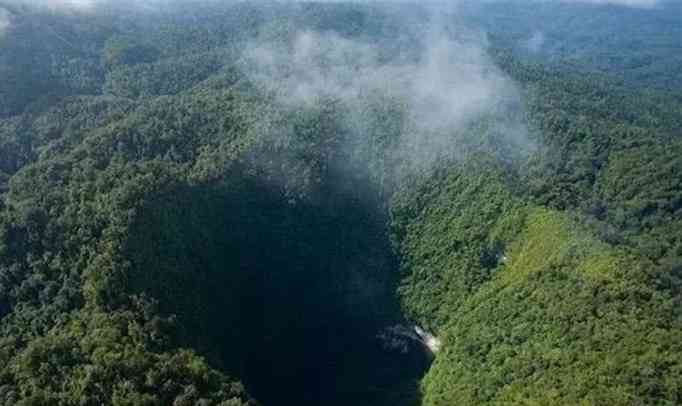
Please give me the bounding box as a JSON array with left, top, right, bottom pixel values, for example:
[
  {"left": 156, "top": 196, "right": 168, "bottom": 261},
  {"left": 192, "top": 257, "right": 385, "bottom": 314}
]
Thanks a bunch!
[
  {"left": 0, "top": 1, "right": 682, "bottom": 406},
  {"left": 391, "top": 164, "right": 527, "bottom": 331},
  {"left": 394, "top": 172, "right": 682, "bottom": 404},
  {"left": 424, "top": 210, "right": 682, "bottom": 405}
]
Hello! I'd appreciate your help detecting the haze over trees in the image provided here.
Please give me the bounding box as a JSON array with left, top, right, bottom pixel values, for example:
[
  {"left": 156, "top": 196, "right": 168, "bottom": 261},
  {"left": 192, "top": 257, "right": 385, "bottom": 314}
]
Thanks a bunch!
[{"left": 0, "top": 1, "right": 680, "bottom": 405}]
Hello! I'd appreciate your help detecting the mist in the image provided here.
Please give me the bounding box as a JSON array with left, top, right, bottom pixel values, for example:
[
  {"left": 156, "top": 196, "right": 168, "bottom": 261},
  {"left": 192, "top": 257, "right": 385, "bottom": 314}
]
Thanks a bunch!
[
  {"left": 0, "top": 8, "right": 9, "bottom": 38},
  {"left": 559, "top": 0, "right": 658, "bottom": 7},
  {"left": 525, "top": 31, "right": 545, "bottom": 52},
  {"left": 1, "top": 0, "right": 543, "bottom": 181},
  {"left": 0, "top": 0, "right": 662, "bottom": 42},
  {"left": 0, "top": 0, "right": 97, "bottom": 10},
  {"left": 0, "top": 0, "right": 553, "bottom": 181},
  {"left": 240, "top": 8, "right": 531, "bottom": 183}
]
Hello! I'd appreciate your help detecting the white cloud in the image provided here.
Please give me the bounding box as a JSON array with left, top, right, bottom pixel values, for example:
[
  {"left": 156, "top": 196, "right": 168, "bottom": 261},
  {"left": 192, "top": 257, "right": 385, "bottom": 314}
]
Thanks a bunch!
[
  {"left": 244, "top": 29, "right": 514, "bottom": 126},
  {"left": 242, "top": 26, "right": 530, "bottom": 178}
]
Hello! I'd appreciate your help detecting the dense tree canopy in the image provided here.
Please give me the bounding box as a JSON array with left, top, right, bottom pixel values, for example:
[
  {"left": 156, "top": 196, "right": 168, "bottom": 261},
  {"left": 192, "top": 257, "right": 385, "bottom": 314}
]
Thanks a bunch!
[{"left": 0, "top": 1, "right": 680, "bottom": 405}]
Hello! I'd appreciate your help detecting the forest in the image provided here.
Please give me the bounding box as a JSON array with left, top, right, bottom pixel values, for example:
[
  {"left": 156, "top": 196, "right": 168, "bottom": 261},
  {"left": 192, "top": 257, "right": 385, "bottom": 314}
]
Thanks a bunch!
[{"left": 0, "top": 0, "right": 681, "bottom": 405}]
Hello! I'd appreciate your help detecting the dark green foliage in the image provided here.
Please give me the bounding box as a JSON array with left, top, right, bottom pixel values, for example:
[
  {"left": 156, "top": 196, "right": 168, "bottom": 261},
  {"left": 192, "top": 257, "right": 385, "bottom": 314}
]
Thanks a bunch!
[
  {"left": 103, "top": 51, "right": 227, "bottom": 98},
  {"left": 0, "top": 1, "right": 681, "bottom": 405},
  {"left": 123, "top": 167, "right": 416, "bottom": 406},
  {"left": 0, "top": 5, "right": 111, "bottom": 117},
  {"left": 0, "top": 303, "right": 255, "bottom": 406},
  {"left": 464, "top": 1, "right": 682, "bottom": 93},
  {"left": 102, "top": 36, "right": 160, "bottom": 68}
]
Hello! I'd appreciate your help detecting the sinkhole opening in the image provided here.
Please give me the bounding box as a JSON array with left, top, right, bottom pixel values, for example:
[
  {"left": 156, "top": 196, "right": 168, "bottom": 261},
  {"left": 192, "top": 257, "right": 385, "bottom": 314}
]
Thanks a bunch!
[{"left": 124, "top": 165, "right": 431, "bottom": 406}]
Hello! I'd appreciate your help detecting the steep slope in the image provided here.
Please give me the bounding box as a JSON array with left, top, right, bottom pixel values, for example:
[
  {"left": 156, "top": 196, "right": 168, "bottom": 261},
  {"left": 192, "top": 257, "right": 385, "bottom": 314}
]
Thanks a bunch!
[
  {"left": 391, "top": 166, "right": 682, "bottom": 405},
  {"left": 0, "top": 2, "right": 681, "bottom": 406}
]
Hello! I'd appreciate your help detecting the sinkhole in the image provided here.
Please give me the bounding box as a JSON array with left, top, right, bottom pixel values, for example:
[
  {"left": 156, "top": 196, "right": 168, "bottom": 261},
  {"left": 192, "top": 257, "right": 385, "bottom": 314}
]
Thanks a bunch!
[{"left": 124, "top": 163, "right": 431, "bottom": 406}]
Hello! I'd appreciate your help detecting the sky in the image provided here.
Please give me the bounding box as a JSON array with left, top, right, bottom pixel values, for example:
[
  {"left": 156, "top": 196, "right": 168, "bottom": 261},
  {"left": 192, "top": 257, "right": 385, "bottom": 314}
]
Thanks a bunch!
[{"left": 0, "top": 0, "right": 663, "bottom": 10}]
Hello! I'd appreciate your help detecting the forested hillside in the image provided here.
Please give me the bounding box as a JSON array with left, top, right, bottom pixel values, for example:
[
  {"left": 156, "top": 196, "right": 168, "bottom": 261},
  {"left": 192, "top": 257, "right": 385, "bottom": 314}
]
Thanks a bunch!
[
  {"left": 463, "top": 0, "right": 682, "bottom": 94},
  {"left": 0, "top": 1, "right": 680, "bottom": 405}
]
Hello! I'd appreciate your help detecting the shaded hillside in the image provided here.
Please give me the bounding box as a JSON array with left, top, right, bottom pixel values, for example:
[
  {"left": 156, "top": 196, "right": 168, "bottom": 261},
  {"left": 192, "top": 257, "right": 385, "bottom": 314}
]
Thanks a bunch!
[{"left": 0, "top": 1, "right": 681, "bottom": 405}]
